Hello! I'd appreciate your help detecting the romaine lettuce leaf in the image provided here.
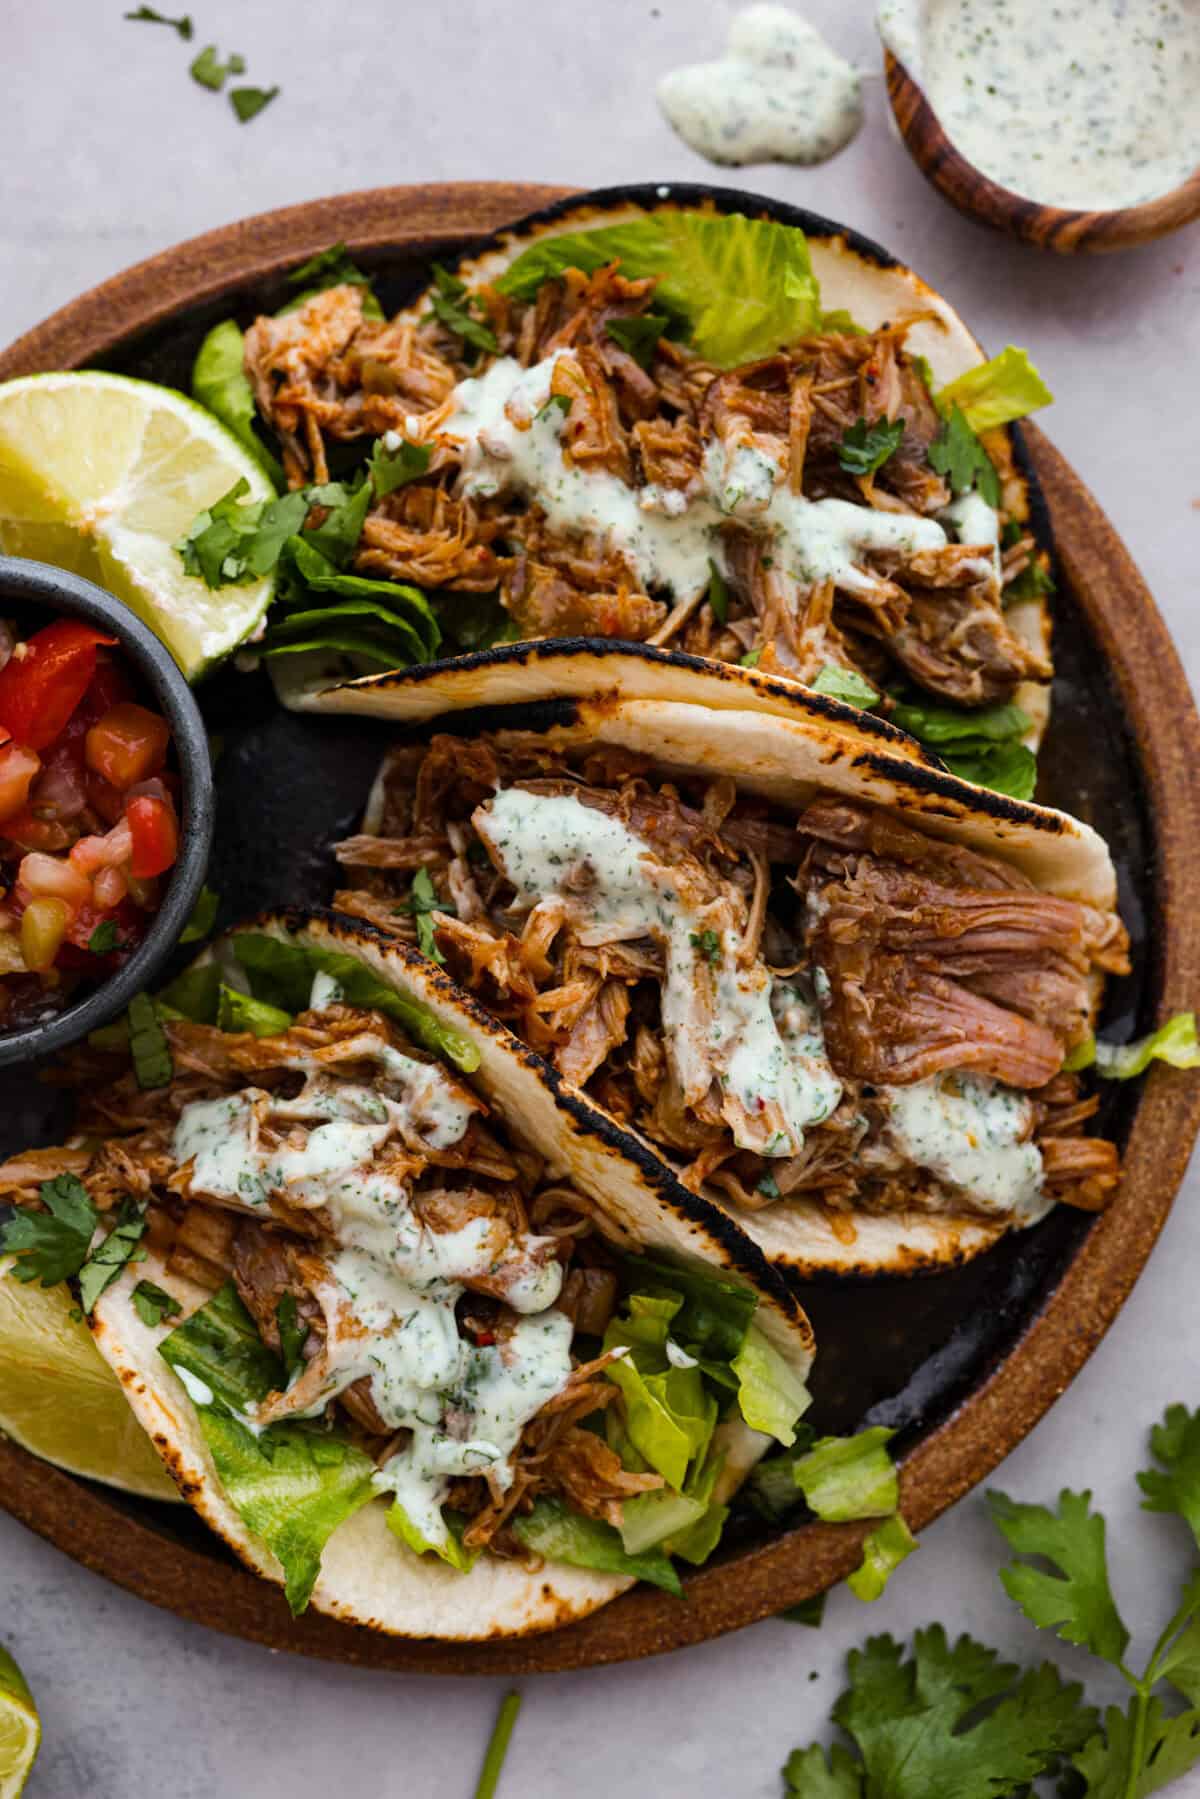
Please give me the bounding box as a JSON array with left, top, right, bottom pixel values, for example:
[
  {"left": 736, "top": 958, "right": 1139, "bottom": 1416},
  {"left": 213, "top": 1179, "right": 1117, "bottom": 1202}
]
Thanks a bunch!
[
  {"left": 887, "top": 696, "right": 1037, "bottom": 800},
  {"left": 511, "top": 1496, "right": 683, "bottom": 1597},
  {"left": 158, "top": 1285, "right": 377, "bottom": 1614},
  {"left": 495, "top": 211, "right": 821, "bottom": 367},
  {"left": 1071, "top": 1012, "right": 1200, "bottom": 1079},
  {"left": 190, "top": 319, "right": 284, "bottom": 490},
  {"left": 279, "top": 539, "right": 440, "bottom": 653},
  {"left": 731, "top": 1325, "right": 811, "bottom": 1448},
  {"left": 847, "top": 1513, "right": 917, "bottom": 1601},
  {"left": 936, "top": 346, "right": 1053, "bottom": 433},
  {"left": 231, "top": 932, "right": 481, "bottom": 1072},
  {"left": 216, "top": 983, "right": 293, "bottom": 1038},
  {"left": 601, "top": 1342, "right": 716, "bottom": 1493},
  {"left": 620, "top": 1444, "right": 729, "bottom": 1564},
  {"left": 791, "top": 1427, "right": 899, "bottom": 1522},
  {"left": 620, "top": 1254, "right": 756, "bottom": 1365},
  {"left": 156, "top": 962, "right": 220, "bottom": 1024},
  {"left": 386, "top": 1499, "right": 478, "bottom": 1573}
]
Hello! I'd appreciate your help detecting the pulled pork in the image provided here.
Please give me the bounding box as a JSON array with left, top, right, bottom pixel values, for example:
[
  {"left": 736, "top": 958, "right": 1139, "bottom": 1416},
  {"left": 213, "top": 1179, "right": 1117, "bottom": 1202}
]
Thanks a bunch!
[
  {"left": 243, "top": 265, "right": 1051, "bottom": 709},
  {"left": 335, "top": 734, "right": 1127, "bottom": 1223},
  {"left": 0, "top": 1003, "right": 648, "bottom": 1556}
]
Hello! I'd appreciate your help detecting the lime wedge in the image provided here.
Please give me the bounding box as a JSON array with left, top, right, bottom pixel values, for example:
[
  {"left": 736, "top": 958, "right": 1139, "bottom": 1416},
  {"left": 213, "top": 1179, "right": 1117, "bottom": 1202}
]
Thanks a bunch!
[
  {"left": 0, "top": 371, "right": 276, "bottom": 680},
  {"left": 0, "top": 1646, "right": 39, "bottom": 1799},
  {"left": 0, "top": 1260, "right": 179, "bottom": 1501}
]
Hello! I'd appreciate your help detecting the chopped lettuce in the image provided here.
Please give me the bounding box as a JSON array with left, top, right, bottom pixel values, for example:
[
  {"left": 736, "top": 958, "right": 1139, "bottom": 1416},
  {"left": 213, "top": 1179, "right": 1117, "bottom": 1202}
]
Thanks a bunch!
[
  {"left": 495, "top": 211, "right": 821, "bottom": 367},
  {"left": 620, "top": 1253, "right": 756, "bottom": 1366},
  {"left": 791, "top": 1427, "right": 899, "bottom": 1522},
  {"left": 731, "top": 1325, "right": 810, "bottom": 1449},
  {"left": 511, "top": 1496, "right": 683, "bottom": 1597},
  {"left": 1070, "top": 1012, "right": 1200, "bottom": 1080},
  {"left": 603, "top": 1293, "right": 717, "bottom": 1492},
  {"left": 386, "top": 1499, "right": 478, "bottom": 1573},
  {"left": 231, "top": 932, "right": 481, "bottom": 1071},
  {"left": 157, "top": 962, "right": 221, "bottom": 1025},
  {"left": 811, "top": 665, "right": 880, "bottom": 707},
  {"left": 936, "top": 346, "right": 1053, "bottom": 433},
  {"left": 887, "top": 696, "right": 1037, "bottom": 801},
  {"left": 745, "top": 1425, "right": 818, "bottom": 1523},
  {"left": 848, "top": 1513, "right": 918, "bottom": 1602},
  {"left": 620, "top": 1444, "right": 728, "bottom": 1565},
  {"left": 216, "top": 983, "right": 293, "bottom": 1038},
  {"left": 190, "top": 319, "right": 284, "bottom": 489},
  {"left": 159, "top": 1284, "right": 377, "bottom": 1614},
  {"left": 819, "top": 308, "right": 866, "bottom": 337}
]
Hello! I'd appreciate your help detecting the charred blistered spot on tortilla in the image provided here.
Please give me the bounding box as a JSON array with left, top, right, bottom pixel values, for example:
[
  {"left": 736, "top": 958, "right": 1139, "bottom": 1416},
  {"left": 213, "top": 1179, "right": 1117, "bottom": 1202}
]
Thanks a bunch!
[{"left": 855, "top": 750, "right": 1068, "bottom": 833}]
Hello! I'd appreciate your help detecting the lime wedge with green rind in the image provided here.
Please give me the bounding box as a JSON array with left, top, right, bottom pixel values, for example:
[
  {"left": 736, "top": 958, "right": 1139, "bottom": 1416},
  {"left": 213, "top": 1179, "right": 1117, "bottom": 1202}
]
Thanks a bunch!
[
  {"left": 0, "top": 1645, "right": 40, "bottom": 1799},
  {"left": 0, "top": 371, "right": 276, "bottom": 680}
]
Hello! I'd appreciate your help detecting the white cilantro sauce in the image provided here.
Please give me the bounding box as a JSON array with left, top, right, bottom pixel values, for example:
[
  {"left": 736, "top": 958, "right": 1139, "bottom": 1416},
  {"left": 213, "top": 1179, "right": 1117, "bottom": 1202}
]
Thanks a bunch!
[
  {"left": 170, "top": 1018, "right": 574, "bottom": 1554},
  {"left": 436, "top": 353, "right": 960, "bottom": 608},
  {"left": 883, "top": 1073, "right": 1045, "bottom": 1218},
  {"left": 473, "top": 788, "right": 841, "bottom": 1157},
  {"left": 657, "top": 6, "right": 864, "bottom": 168},
  {"left": 878, "top": 0, "right": 1200, "bottom": 211}
]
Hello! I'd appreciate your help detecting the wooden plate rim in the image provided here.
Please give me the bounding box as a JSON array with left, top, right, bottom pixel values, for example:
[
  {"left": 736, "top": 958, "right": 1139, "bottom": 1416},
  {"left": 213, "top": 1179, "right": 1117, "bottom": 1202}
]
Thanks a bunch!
[{"left": 1, "top": 182, "right": 1198, "bottom": 1676}]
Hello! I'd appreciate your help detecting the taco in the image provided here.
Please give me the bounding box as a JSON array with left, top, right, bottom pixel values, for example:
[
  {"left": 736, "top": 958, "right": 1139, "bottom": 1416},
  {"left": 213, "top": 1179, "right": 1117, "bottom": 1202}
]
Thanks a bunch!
[
  {"left": 331, "top": 654, "right": 1130, "bottom": 1276},
  {"left": 0, "top": 912, "right": 813, "bottom": 1638},
  {"left": 192, "top": 186, "right": 1055, "bottom": 792}
]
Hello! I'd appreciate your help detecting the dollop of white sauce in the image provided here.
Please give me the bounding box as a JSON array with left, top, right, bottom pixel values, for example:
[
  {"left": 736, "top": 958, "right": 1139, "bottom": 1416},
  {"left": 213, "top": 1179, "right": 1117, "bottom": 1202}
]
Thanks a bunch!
[
  {"left": 474, "top": 788, "right": 841, "bottom": 1158},
  {"left": 878, "top": 0, "right": 1200, "bottom": 211},
  {"left": 883, "top": 1072, "right": 1045, "bottom": 1219},
  {"left": 658, "top": 5, "right": 864, "bottom": 168},
  {"left": 438, "top": 352, "right": 958, "bottom": 610}
]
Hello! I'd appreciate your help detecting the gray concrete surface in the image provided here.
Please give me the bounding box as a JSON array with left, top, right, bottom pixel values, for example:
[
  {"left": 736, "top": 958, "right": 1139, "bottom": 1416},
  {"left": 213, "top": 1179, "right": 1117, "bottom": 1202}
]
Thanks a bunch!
[{"left": 2, "top": 2, "right": 1199, "bottom": 1794}]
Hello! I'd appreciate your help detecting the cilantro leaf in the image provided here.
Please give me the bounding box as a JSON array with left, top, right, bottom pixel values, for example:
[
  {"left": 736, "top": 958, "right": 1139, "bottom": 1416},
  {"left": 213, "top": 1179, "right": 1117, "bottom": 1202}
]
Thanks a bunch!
[
  {"left": 1138, "top": 1404, "right": 1200, "bottom": 1546},
  {"left": 1156, "top": 1585, "right": 1200, "bottom": 1707},
  {"left": 124, "top": 6, "right": 192, "bottom": 35},
  {"left": 1074, "top": 1698, "right": 1200, "bottom": 1798},
  {"left": 989, "top": 1487, "right": 1130, "bottom": 1665},
  {"left": 535, "top": 394, "right": 572, "bottom": 424},
  {"left": 78, "top": 1199, "right": 147, "bottom": 1313},
  {"left": 88, "top": 919, "right": 120, "bottom": 955},
  {"left": 838, "top": 416, "right": 904, "bottom": 478},
  {"left": 0, "top": 1175, "right": 97, "bottom": 1287},
  {"left": 812, "top": 665, "right": 879, "bottom": 707},
  {"left": 928, "top": 405, "right": 1001, "bottom": 506},
  {"left": 782, "top": 1742, "right": 863, "bottom": 1797},
  {"left": 426, "top": 264, "right": 498, "bottom": 356},
  {"left": 276, "top": 1293, "right": 306, "bottom": 1381},
  {"left": 368, "top": 437, "right": 431, "bottom": 498},
  {"left": 706, "top": 558, "right": 728, "bottom": 624},
  {"left": 689, "top": 929, "right": 722, "bottom": 966},
  {"left": 189, "top": 44, "right": 244, "bottom": 91},
  {"left": 605, "top": 313, "right": 669, "bottom": 370},
  {"left": 300, "top": 479, "right": 372, "bottom": 568},
  {"left": 230, "top": 86, "right": 278, "bottom": 124},
  {"left": 176, "top": 480, "right": 308, "bottom": 588},
  {"left": 179, "top": 885, "right": 219, "bottom": 944},
  {"left": 396, "top": 866, "right": 450, "bottom": 965},
  {"left": 131, "top": 1280, "right": 183, "bottom": 1330},
  {"left": 129, "top": 991, "right": 174, "bottom": 1090},
  {"left": 281, "top": 243, "right": 381, "bottom": 319}
]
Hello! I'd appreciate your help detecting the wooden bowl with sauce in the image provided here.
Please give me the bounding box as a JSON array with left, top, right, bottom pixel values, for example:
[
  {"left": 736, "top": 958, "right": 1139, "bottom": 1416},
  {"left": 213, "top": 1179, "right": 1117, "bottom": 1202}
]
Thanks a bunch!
[{"left": 880, "top": 5, "right": 1200, "bottom": 253}]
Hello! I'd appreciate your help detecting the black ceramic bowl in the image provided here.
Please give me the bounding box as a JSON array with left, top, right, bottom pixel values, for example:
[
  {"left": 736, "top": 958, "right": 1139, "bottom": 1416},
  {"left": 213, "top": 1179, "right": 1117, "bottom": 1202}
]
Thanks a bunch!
[{"left": 0, "top": 556, "right": 213, "bottom": 1066}]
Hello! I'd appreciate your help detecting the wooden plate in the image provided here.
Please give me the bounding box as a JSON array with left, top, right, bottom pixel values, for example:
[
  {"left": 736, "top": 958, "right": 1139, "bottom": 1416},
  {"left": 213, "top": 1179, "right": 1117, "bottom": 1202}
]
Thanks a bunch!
[{"left": 1, "top": 182, "right": 1198, "bottom": 1675}]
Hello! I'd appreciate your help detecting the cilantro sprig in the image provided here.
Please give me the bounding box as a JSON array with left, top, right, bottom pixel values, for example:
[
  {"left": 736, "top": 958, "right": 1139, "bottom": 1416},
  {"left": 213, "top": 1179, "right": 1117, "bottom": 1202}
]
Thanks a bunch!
[
  {"left": 124, "top": 5, "right": 192, "bottom": 35},
  {"left": 928, "top": 405, "right": 1001, "bottom": 507},
  {"left": 786, "top": 1402, "right": 1200, "bottom": 1797},
  {"left": 426, "top": 264, "right": 499, "bottom": 357},
  {"left": 838, "top": 416, "right": 905, "bottom": 479},
  {"left": 0, "top": 1176, "right": 97, "bottom": 1287},
  {"left": 605, "top": 313, "right": 669, "bottom": 370},
  {"left": 396, "top": 867, "right": 451, "bottom": 964}
]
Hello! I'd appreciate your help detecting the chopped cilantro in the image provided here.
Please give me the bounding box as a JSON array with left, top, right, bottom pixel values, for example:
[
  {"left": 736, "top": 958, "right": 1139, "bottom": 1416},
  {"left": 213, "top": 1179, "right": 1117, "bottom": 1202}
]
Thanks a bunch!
[
  {"left": 756, "top": 1175, "right": 781, "bottom": 1200},
  {"left": 128, "top": 991, "right": 173, "bottom": 1090},
  {"left": 189, "top": 44, "right": 244, "bottom": 91},
  {"left": 426, "top": 264, "right": 499, "bottom": 356},
  {"left": 230, "top": 85, "right": 278, "bottom": 123},
  {"left": 739, "top": 648, "right": 762, "bottom": 669},
  {"left": 78, "top": 1199, "right": 147, "bottom": 1313},
  {"left": 535, "top": 394, "right": 573, "bottom": 423},
  {"left": 605, "top": 313, "right": 669, "bottom": 370},
  {"left": 928, "top": 405, "right": 1001, "bottom": 507},
  {"left": 131, "top": 1280, "right": 183, "bottom": 1330},
  {"left": 838, "top": 415, "right": 905, "bottom": 479},
  {"left": 0, "top": 1175, "right": 97, "bottom": 1287},
  {"left": 87, "top": 920, "right": 120, "bottom": 956},
  {"left": 179, "top": 885, "right": 219, "bottom": 944},
  {"left": 689, "top": 929, "right": 722, "bottom": 965},
  {"left": 123, "top": 6, "right": 192, "bottom": 35},
  {"left": 397, "top": 867, "right": 450, "bottom": 965},
  {"left": 706, "top": 558, "right": 728, "bottom": 625},
  {"left": 368, "top": 437, "right": 431, "bottom": 497}
]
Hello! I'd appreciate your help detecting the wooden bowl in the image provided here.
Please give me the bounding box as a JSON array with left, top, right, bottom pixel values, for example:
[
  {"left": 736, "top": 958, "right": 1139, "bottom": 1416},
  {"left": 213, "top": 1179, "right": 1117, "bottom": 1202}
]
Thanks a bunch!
[
  {"left": 885, "top": 49, "right": 1200, "bottom": 253},
  {"left": 0, "top": 182, "right": 1199, "bottom": 1674}
]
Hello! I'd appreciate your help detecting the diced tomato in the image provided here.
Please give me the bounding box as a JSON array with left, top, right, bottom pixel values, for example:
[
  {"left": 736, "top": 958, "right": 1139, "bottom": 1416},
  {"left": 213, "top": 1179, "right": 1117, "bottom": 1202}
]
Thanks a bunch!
[
  {"left": 0, "top": 621, "right": 116, "bottom": 752},
  {"left": 85, "top": 702, "right": 171, "bottom": 791},
  {"left": 0, "top": 742, "right": 41, "bottom": 824},
  {"left": 126, "top": 795, "right": 178, "bottom": 879}
]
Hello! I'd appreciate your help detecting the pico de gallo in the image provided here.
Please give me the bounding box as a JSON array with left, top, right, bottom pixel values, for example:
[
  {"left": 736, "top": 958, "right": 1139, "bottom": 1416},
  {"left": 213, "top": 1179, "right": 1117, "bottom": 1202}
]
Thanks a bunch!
[{"left": 0, "top": 616, "right": 181, "bottom": 1030}]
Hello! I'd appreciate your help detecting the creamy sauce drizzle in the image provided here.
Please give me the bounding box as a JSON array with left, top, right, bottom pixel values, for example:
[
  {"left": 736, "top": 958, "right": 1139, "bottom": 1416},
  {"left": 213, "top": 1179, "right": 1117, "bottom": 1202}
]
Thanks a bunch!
[
  {"left": 474, "top": 788, "right": 842, "bottom": 1157},
  {"left": 878, "top": 0, "right": 1200, "bottom": 210},
  {"left": 884, "top": 1072, "right": 1045, "bottom": 1218},
  {"left": 171, "top": 991, "right": 574, "bottom": 1555},
  {"left": 436, "top": 353, "right": 966, "bottom": 609},
  {"left": 658, "top": 5, "right": 864, "bottom": 168}
]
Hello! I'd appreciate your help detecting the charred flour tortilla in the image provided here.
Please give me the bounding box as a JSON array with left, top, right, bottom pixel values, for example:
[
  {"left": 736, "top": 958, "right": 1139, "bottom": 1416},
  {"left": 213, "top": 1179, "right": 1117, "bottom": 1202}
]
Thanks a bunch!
[
  {"left": 253, "top": 188, "right": 1053, "bottom": 771},
  {"left": 333, "top": 673, "right": 1128, "bottom": 1276},
  {"left": 10, "top": 912, "right": 812, "bottom": 1640}
]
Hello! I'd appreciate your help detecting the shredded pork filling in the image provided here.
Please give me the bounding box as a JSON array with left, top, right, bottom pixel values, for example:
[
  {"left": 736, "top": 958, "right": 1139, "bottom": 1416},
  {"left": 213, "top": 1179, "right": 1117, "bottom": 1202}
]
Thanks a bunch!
[
  {"left": 335, "top": 734, "right": 1128, "bottom": 1224},
  {"left": 0, "top": 1004, "right": 657, "bottom": 1556},
  {"left": 243, "top": 269, "right": 1050, "bottom": 708}
]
